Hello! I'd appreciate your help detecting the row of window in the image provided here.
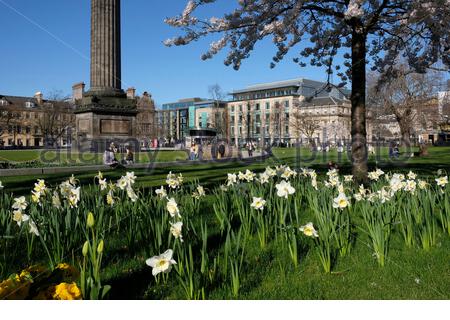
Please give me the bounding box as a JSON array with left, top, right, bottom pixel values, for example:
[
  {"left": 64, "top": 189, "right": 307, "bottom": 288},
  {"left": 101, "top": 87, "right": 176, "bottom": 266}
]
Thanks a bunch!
[
  {"left": 0, "top": 125, "right": 40, "bottom": 135},
  {"left": 229, "top": 101, "right": 290, "bottom": 113},
  {"left": 230, "top": 125, "right": 290, "bottom": 136},
  {"left": 230, "top": 112, "right": 290, "bottom": 124},
  {"left": 0, "top": 138, "right": 41, "bottom": 147},
  {"left": 233, "top": 89, "right": 296, "bottom": 101}
]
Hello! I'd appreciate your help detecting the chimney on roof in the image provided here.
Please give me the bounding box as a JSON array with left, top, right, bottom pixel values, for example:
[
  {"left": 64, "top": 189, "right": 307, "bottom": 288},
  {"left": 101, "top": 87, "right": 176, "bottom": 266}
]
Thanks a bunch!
[
  {"left": 72, "top": 82, "right": 85, "bottom": 102},
  {"left": 126, "top": 87, "right": 136, "bottom": 99},
  {"left": 34, "top": 92, "right": 43, "bottom": 105}
]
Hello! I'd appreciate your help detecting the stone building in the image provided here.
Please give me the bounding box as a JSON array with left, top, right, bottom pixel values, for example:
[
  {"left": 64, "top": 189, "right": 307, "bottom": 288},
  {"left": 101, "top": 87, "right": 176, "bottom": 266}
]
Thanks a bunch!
[
  {"left": 371, "top": 92, "right": 450, "bottom": 144},
  {"left": 0, "top": 92, "right": 75, "bottom": 148},
  {"left": 226, "top": 78, "right": 371, "bottom": 147}
]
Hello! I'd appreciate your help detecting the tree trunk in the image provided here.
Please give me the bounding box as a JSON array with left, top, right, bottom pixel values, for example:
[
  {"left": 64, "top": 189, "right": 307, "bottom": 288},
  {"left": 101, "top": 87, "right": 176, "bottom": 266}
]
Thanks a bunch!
[
  {"left": 400, "top": 127, "right": 411, "bottom": 148},
  {"left": 351, "top": 31, "right": 368, "bottom": 183}
]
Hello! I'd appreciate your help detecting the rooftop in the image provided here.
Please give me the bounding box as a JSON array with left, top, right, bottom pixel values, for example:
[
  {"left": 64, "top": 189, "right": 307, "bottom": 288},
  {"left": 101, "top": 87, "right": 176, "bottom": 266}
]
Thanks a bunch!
[{"left": 232, "top": 77, "right": 335, "bottom": 94}]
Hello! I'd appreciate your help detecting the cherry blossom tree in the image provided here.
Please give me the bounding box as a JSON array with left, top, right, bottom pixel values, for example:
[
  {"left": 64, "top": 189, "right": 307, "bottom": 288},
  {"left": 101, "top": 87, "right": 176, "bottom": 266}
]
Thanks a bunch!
[{"left": 165, "top": 0, "right": 450, "bottom": 182}]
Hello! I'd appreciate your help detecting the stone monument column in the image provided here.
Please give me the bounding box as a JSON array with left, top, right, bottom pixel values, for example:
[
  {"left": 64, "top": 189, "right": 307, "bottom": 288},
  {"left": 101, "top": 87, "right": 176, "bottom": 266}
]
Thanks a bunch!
[
  {"left": 90, "top": 0, "right": 122, "bottom": 96},
  {"left": 74, "top": 0, "right": 137, "bottom": 152}
]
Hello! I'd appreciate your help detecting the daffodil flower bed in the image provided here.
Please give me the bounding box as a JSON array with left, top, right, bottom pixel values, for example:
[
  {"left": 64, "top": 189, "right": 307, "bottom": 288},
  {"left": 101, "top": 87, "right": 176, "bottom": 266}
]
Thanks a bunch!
[{"left": 0, "top": 166, "right": 449, "bottom": 299}]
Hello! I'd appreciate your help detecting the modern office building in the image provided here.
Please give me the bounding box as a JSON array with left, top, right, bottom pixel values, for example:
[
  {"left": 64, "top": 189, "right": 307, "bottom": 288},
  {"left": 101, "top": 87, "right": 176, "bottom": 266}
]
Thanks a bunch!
[
  {"left": 158, "top": 98, "right": 227, "bottom": 142},
  {"left": 226, "top": 77, "right": 364, "bottom": 146}
]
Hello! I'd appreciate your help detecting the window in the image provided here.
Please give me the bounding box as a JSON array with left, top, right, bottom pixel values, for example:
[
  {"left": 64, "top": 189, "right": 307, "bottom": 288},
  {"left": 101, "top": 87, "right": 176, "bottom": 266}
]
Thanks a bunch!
[
  {"left": 25, "top": 101, "right": 34, "bottom": 108},
  {"left": 26, "top": 126, "right": 31, "bottom": 134},
  {"left": 247, "top": 104, "right": 250, "bottom": 112},
  {"left": 256, "top": 103, "right": 260, "bottom": 111},
  {"left": 266, "top": 102, "right": 270, "bottom": 110},
  {"left": 8, "top": 139, "right": 13, "bottom": 146},
  {"left": 239, "top": 105, "right": 242, "bottom": 112},
  {"left": 231, "top": 105, "right": 235, "bottom": 113},
  {"left": 231, "top": 116, "right": 235, "bottom": 123},
  {"left": 284, "top": 101, "right": 290, "bottom": 109},
  {"left": 255, "top": 114, "right": 261, "bottom": 123}
]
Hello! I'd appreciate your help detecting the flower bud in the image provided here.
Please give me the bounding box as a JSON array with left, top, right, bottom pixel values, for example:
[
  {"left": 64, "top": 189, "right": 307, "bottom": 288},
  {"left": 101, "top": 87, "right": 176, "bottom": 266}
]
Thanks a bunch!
[
  {"left": 87, "top": 212, "right": 95, "bottom": 228},
  {"left": 97, "top": 240, "right": 104, "bottom": 254},
  {"left": 82, "top": 241, "right": 89, "bottom": 257}
]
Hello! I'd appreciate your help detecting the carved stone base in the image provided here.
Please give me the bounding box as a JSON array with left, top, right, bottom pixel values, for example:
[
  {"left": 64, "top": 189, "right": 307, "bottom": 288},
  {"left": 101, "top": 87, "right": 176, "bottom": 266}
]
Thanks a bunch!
[{"left": 73, "top": 95, "right": 138, "bottom": 153}]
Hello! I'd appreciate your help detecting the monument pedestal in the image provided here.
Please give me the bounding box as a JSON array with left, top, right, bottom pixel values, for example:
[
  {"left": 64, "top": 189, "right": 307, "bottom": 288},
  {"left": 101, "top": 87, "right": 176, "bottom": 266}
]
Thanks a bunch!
[{"left": 74, "top": 94, "right": 138, "bottom": 152}]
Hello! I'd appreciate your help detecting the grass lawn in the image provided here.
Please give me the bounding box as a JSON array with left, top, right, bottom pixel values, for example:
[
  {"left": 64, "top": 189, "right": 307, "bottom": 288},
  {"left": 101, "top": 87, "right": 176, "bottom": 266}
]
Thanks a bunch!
[
  {"left": 1, "top": 147, "right": 449, "bottom": 300},
  {"left": 0, "top": 149, "right": 188, "bottom": 166}
]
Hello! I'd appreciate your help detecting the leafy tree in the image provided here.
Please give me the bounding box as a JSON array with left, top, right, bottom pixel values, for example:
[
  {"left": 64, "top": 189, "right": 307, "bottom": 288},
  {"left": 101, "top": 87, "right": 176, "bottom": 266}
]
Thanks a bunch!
[{"left": 165, "top": 0, "right": 450, "bottom": 182}]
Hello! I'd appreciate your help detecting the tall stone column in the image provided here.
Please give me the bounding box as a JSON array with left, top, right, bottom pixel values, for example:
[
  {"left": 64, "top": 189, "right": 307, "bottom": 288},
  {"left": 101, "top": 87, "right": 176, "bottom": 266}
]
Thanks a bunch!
[
  {"left": 74, "top": 0, "right": 137, "bottom": 152},
  {"left": 89, "top": 0, "right": 122, "bottom": 96}
]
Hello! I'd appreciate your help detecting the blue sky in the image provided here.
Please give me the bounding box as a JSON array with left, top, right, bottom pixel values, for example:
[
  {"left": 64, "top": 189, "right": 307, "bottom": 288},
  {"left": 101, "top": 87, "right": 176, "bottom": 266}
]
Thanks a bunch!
[{"left": 0, "top": 0, "right": 340, "bottom": 106}]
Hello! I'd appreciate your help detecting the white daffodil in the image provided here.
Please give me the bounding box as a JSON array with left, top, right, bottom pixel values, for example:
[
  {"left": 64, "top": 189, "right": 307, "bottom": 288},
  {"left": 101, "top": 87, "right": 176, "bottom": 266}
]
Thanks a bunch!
[
  {"left": 238, "top": 171, "right": 246, "bottom": 181},
  {"left": 196, "top": 185, "right": 206, "bottom": 197},
  {"left": 126, "top": 187, "right": 138, "bottom": 202},
  {"left": 389, "top": 176, "right": 405, "bottom": 193},
  {"left": 166, "top": 198, "right": 180, "bottom": 218},
  {"left": 377, "top": 187, "right": 392, "bottom": 203},
  {"left": 333, "top": 193, "right": 350, "bottom": 210},
  {"left": 311, "top": 178, "right": 318, "bottom": 190},
  {"left": 220, "top": 185, "right": 228, "bottom": 192},
  {"left": 33, "top": 179, "right": 47, "bottom": 194},
  {"left": 155, "top": 186, "right": 167, "bottom": 199},
  {"left": 407, "top": 171, "right": 417, "bottom": 180},
  {"left": 227, "top": 173, "right": 237, "bottom": 186},
  {"left": 436, "top": 176, "right": 448, "bottom": 188},
  {"left": 250, "top": 197, "right": 266, "bottom": 211},
  {"left": 117, "top": 177, "right": 128, "bottom": 190},
  {"left": 12, "top": 210, "right": 29, "bottom": 227},
  {"left": 29, "top": 220, "right": 40, "bottom": 237},
  {"left": 344, "top": 175, "right": 353, "bottom": 182},
  {"left": 404, "top": 180, "right": 417, "bottom": 194},
  {"left": 281, "top": 166, "right": 297, "bottom": 180},
  {"left": 264, "top": 166, "right": 277, "bottom": 177},
  {"left": 327, "top": 169, "right": 339, "bottom": 179},
  {"left": 68, "top": 174, "right": 77, "bottom": 185},
  {"left": 244, "top": 170, "right": 256, "bottom": 182},
  {"left": 68, "top": 187, "right": 81, "bottom": 208},
  {"left": 166, "top": 172, "right": 183, "bottom": 189},
  {"left": 418, "top": 180, "right": 428, "bottom": 190},
  {"left": 59, "top": 181, "right": 73, "bottom": 198},
  {"left": 125, "top": 172, "right": 137, "bottom": 186},
  {"left": 299, "top": 222, "right": 319, "bottom": 238},
  {"left": 275, "top": 180, "right": 296, "bottom": 199},
  {"left": 12, "top": 196, "right": 28, "bottom": 211},
  {"left": 52, "top": 191, "right": 62, "bottom": 209},
  {"left": 98, "top": 178, "right": 108, "bottom": 191},
  {"left": 338, "top": 183, "right": 345, "bottom": 194},
  {"left": 0, "top": 181, "right": 3, "bottom": 190},
  {"left": 192, "top": 185, "right": 206, "bottom": 200},
  {"left": 106, "top": 190, "right": 115, "bottom": 206},
  {"left": 31, "top": 190, "right": 42, "bottom": 204},
  {"left": 259, "top": 172, "right": 270, "bottom": 184},
  {"left": 146, "top": 249, "right": 177, "bottom": 276},
  {"left": 170, "top": 222, "right": 183, "bottom": 242}
]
